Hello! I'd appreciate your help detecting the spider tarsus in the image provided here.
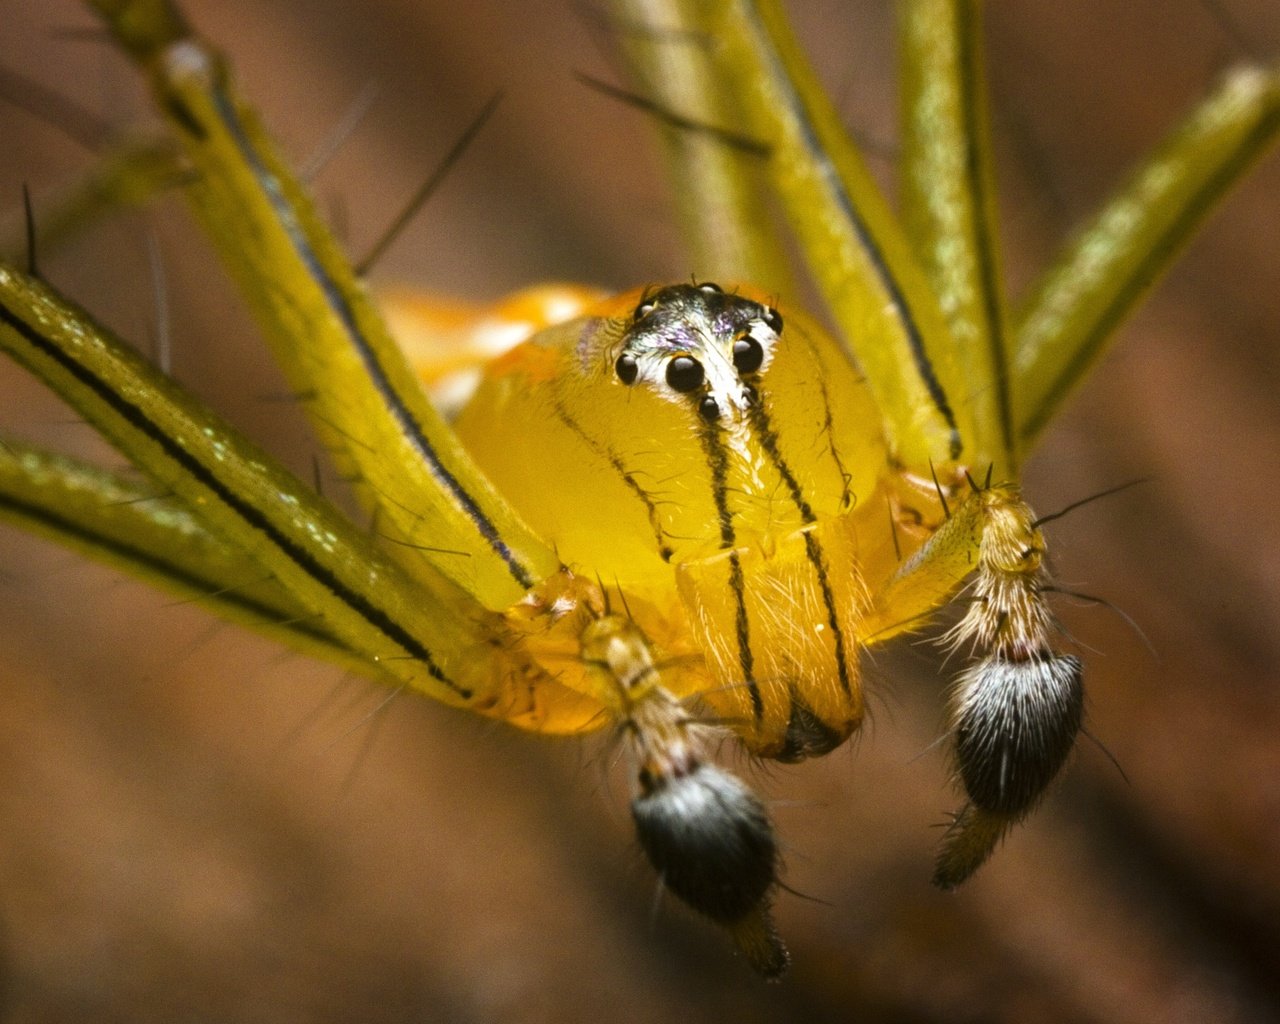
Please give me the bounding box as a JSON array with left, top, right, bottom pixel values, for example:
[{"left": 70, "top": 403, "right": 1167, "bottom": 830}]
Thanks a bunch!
[
  {"left": 728, "top": 904, "right": 790, "bottom": 981},
  {"left": 932, "top": 803, "right": 1011, "bottom": 890}
]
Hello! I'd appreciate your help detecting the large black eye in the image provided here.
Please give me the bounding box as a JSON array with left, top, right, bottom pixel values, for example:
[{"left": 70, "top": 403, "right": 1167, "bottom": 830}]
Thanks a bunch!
[
  {"left": 633, "top": 298, "right": 656, "bottom": 321},
  {"left": 762, "top": 306, "right": 783, "bottom": 334},
  {"left": 615, "top": 353, "right": 638, "bottom": 385},
  {"left": 698, "top": 281, "right": 723, "bottom": 294},
  {"left": 666, "top": 356, "right": 705, "bottom": 393},
  {"left": 732, "top": 336, "right": 764, "bottom": 375}
]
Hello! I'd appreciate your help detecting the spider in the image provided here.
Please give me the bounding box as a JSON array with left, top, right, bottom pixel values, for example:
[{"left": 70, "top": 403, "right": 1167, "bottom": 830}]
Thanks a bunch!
[{"left": 1, "top": 0, "right": 1277, "bottom": 991}]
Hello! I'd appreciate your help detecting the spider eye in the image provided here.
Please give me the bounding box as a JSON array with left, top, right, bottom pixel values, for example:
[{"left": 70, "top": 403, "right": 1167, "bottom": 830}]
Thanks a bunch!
[
  {"left": 698, "top": 281, "right": 723, "bottom": 294},
  {"left": 762, "top": 306, "right": 783, "bottom": 334},
  {"left": 615, "top": 353, "right": 639, "bottom": 385},
  {"left": 666, "top": 356, "right": 705, "bottom": 393},
  {"left": 633, "top": 298, "right": 657, "bottom": 321},
  {"left": 732, "top": 336, "right": 764, "bottom": 375},
  {"left": 699, "top": 395, "right": 720, "bottom": 422}
]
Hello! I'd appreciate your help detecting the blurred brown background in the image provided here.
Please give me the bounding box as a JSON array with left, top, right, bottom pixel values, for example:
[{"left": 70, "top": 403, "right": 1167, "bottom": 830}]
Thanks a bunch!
[{"left": 1, "top": 1, "right": 1278, "bottom": 1021}]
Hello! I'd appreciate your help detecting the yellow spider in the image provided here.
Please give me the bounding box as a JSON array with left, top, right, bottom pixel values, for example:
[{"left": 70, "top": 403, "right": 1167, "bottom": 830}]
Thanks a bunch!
[{"left": 1, "top": 0, "right": 1277, "bottom": 995}]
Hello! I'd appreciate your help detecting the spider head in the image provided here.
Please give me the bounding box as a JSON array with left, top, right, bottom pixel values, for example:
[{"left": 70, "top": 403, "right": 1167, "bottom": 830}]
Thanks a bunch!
[{"left": 613, "top": 282, "right": 783, "bottom": 424}]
